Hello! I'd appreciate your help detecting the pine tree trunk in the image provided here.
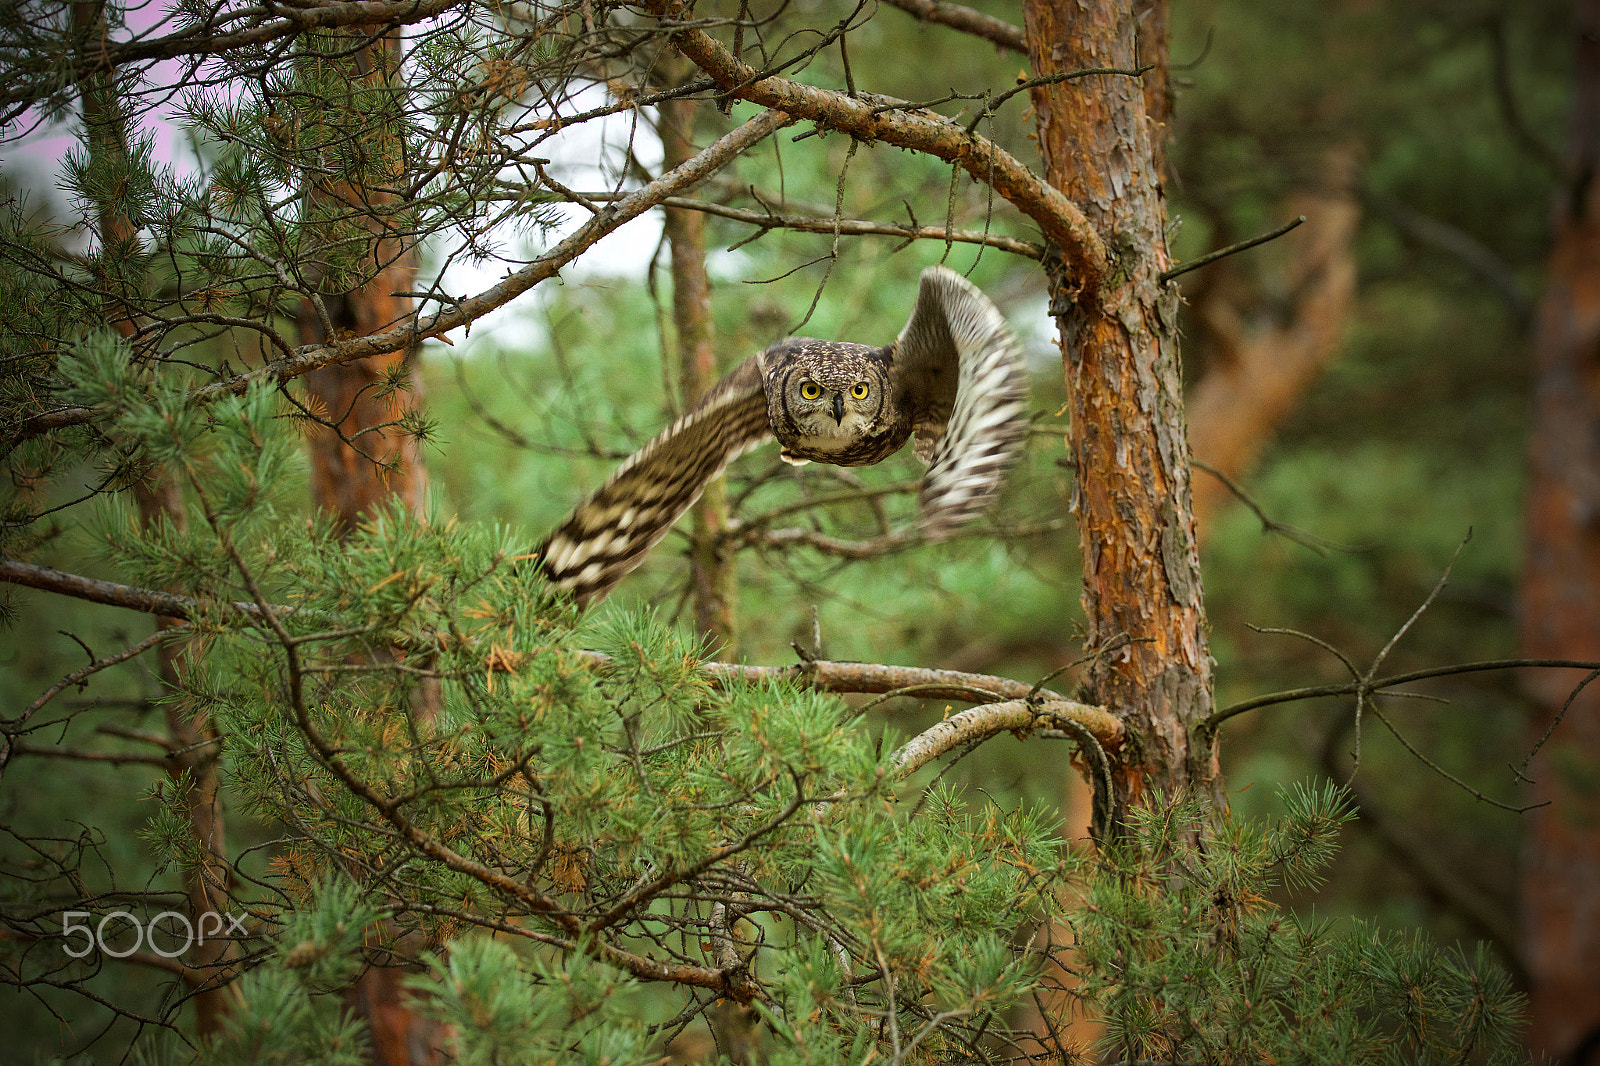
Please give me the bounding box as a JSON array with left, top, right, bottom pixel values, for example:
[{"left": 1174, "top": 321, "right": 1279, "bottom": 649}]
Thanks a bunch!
[
  {"left": 296, "top": 29, "right": 427, "bottom": 538},
  {"left": 1023, "top": 0, "right": 1217, "bottom": 828},
  {"left": 72, "top": 0, "right": 233, "bottom": 1033},
  {"left": 290, "top": 26, "right": 438, "bottom": 1066},
  {"left": 660, "top": 73, "right": 738, "bottom": 654},
  {"left": 1186, "top": 148, "right": 1362, "bottom": 534},
  {"left": 1520, "top": 1, "right": 1600, "bottom": 1056}
]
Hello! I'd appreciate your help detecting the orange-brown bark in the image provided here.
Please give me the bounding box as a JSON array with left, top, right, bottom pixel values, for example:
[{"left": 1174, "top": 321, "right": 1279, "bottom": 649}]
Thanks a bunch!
[
  {"left": 1186, "top": 150, "right": 1361, "bottom": 534},
  {"left": 133, "top": 481, "right": 236, "bottom": 1035},
  {"left": 297, "top": 244, "right": 426, "bottom": 534},
  {"left": 1520, "top": 3, "right": 1600, "bottom": 1055},
  {"left": 73, "top": 0, "right": 235, "bottom": 1032},
  {"left": 298, "top": 306, "right": 427, "bottom": 537},
  {"left": 645, "top": 0, "right": 1107, "bottom": 294},
  {"left": 296, "top": 29, "right": 426, "bottom": 537},
  {"left": 1024, "top": 0, "right": 1215, "bottom": 821},
  {"left": 289, "top": 27, "right": 438, "bottom": 1065}
]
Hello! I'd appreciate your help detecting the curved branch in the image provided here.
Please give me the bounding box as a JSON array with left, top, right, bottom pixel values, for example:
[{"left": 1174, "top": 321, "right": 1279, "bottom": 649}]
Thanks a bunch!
[
  {"left": 639, "top": 0, "right": 1107, "bottom": 292},
  {"left": 888, "top": 699, "right": 1118, "bottom": 777}
]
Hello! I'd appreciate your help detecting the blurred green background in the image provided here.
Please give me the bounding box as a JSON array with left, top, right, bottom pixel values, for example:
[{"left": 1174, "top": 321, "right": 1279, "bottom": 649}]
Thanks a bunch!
[{"left": 0, "top": 0, "right": 1572, "bottom": 1053}]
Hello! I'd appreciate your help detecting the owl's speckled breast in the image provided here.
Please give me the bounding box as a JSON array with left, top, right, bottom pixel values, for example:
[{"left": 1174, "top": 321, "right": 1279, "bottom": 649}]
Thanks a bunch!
[{"left": 778, "top": 421, "right": 913, "bottom": 466}]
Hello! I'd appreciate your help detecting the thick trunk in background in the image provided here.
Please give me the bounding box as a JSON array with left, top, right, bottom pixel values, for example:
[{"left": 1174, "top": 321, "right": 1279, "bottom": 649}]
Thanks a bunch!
[
  {"left": 299, "top": 308, "right": 427, "bottom": 536},
  {"left": 659, "top": 73, "right": 737, "bottom": 653},
  {"left": 73, "top": 0, "right": 233, "bottom": 1033},
  {"left": 297, "top": 31, "right": 427, "bottom": 538},
  {"left": 1186, "top": 149, "right": 1361, "bottom": 534},
  {"left": 1023, "top": 0, "right": 1216, "bottom": 826},
  {"left": 291, "top": 27, "right": 437, "bottom": 1066},
  {"left": 133, "top": 482, "right": 235, "bottom": 1033},
  {"left": 1520, "top": 2, "right": 1600, "bottom": 1058}
]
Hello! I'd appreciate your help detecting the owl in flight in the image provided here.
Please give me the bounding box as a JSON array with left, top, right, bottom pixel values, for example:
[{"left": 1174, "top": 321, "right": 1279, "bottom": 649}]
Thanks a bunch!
[{"left": 536, "top": 266, "right": 1029, "bottom": 605}]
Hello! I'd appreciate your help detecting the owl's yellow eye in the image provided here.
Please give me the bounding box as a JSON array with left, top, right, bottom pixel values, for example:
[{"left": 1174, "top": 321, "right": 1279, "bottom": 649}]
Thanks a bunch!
[
  {"left": 799, "top": 380, "right": 822, "bottom": 400},
  {"left": 849, "top": 382, "right": 869, "bottom": 400}
]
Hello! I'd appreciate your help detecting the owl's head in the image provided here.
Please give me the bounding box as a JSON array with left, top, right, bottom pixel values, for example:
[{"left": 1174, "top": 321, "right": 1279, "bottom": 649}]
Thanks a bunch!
[{"left": 764, "top": 339, "right": 891, "bottom": 448}]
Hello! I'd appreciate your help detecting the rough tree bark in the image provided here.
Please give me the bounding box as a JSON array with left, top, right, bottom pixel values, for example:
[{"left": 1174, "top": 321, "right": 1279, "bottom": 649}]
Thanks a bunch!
[
  {"left": 296, "top": 28, "right": 427, "bottom": 538},
  {"left": 1023, "top": 0, "right": 1217, "bottom": 828},
  {"left": 1520, "top": 1, "right": 1600, "bottom": 1058},
  {"left": 290, "top": 24, "right": 438, "bottom": 1066}
]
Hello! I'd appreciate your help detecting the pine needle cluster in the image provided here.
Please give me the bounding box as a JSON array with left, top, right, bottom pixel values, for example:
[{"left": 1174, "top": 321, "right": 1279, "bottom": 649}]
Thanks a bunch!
[{"left": 22, "top": 364, "right": 1520, "bottom": 1065}]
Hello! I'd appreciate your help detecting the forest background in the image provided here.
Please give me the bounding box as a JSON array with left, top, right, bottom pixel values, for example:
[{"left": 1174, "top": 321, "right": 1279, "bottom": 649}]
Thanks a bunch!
[{"left": 0, "top": 0, "right": 1594, "bottom": 1062}]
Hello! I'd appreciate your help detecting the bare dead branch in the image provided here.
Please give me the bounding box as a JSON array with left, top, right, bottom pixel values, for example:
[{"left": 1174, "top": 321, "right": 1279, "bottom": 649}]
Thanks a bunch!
[
  {"left": 1191, "top": 460, "right": 1346, "bottom": 555},
  {"left": 0, "top": 559, "right": 270, "bottom": 622},
  {"left": 725, "top": 518, "right": 1067, "bottom": 557},
  {"left": 1364, "top": 188, "right": 1534, "bottom": 324},
  {"left": 3, "top": 626, "right": 177, "bottom": 739},
  {"left": 888, "top": 699, "right": 1116, "bottom": 777},
  {"left": 1160, "top": 216, "right": 1306, "bottom": 283},
  {"left": 879, "top": 0, "right": 1028, "bottom": 53},
  {"left": 5, "top": 743, "right": 169, "bottom": 768},
  {"left": 1204, "top": 658, "right": 1600, "bottom": 733}
]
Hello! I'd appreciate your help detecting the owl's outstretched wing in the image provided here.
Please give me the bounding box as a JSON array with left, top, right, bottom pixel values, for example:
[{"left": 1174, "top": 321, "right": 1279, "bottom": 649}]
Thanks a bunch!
[
  {"left": 534, "top": 356, "right": 772, "bottom": 606},
  {"left": 892, "top": 266, "right": 1029, "bottom": 536}
]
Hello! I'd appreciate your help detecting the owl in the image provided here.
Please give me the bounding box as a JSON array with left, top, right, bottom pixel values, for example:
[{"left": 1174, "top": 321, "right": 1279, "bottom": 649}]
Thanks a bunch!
[{"left": 535, "top": 266, "right": 1029, "bottom": 605}]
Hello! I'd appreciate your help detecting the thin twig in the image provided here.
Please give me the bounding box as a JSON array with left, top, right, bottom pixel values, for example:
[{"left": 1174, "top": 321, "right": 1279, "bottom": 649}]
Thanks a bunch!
[{"left": 1160, "top": 216, "right": 1306, "bottom": 283}]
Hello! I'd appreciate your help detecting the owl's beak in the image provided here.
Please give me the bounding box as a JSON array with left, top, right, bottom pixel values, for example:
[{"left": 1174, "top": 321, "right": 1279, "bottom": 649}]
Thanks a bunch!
[{"left": 831, "top": 393, "right": 845, "bottom": 423}]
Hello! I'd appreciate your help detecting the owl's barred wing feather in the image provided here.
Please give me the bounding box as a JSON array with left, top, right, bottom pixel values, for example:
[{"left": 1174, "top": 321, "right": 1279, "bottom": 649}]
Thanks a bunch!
[
  {"left": 535, "top": 356, "right": 772, "bottom": 605},
  {"left": 894, "top": 266, "right": 1029, "bottom": 536},
  {"left": 536, "top": 267, "right": 1024, "bottom": 605}
]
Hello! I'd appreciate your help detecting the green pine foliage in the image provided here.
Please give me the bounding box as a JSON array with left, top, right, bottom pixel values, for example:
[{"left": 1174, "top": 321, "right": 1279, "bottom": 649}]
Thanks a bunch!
[
  {"left": 1070, "top": 786, "right": 1523, "bottom": 1065},
  {"left": 46, "top": 378, "right": 1516, "bottom": 1065},
  {"left": 0, "top": 0, "right": 1564, "bottom": 1059}
]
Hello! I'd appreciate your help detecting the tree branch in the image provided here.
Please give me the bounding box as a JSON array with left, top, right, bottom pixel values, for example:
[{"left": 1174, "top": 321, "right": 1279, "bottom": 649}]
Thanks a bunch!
[
  {"left": 888, "top": 699, "right": 1115, "bottom": 776},
  {"left": 0, "top": 0, "right": 468, "bottom": 123},
  {"left": 12, "top": 108, "right": 796, "bottom": 441},
  {"left": 0, "top": 559, "right": 268, "bottom": 621},
  {"left": 543, "top": 192, "right": 1045, "bottom": 258},
  {"left": 639, "top": 0, "right": 1107, "bottom": 293},
  {"left": 879, "top": 0, "right": 1028, "bottom": 54},
  {"left": 1364, "top": 187, "right": 1534, "bottom": 324},
  {"left": 724, "top": 518, "right": 1067, "bottom": 557},
  {"left": 1204, "top": 658, "right": 1600, "bottom": 733},
  {"left": 0, "top": 558, "right": 1125, "bottom": 749}
]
